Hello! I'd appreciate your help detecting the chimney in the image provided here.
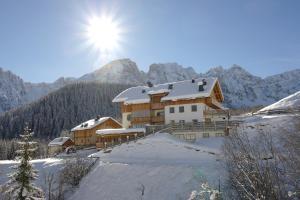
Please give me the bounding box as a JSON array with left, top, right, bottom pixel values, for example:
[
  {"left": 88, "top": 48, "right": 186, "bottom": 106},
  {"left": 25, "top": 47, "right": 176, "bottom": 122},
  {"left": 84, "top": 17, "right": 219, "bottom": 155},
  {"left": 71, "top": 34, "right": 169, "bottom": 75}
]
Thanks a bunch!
[
  {"left": 198, "top": 81, "right": 204, "bottom": 91},
  {"left": 147, "top": 81, "right": 153, "bottom": 87},
  {"left": 95, "top": 115, "right": 100, "bottom": 121}
]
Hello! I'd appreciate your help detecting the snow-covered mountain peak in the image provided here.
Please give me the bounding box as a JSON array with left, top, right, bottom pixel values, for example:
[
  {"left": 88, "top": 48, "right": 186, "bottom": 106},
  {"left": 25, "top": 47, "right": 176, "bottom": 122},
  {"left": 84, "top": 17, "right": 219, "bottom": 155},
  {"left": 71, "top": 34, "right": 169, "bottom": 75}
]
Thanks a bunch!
[
  {"left": 147, "top": 62, "right": 199, "bottom": 84},
  {"left": 79, "top": 58, "right": 145, "bottom": 85}
]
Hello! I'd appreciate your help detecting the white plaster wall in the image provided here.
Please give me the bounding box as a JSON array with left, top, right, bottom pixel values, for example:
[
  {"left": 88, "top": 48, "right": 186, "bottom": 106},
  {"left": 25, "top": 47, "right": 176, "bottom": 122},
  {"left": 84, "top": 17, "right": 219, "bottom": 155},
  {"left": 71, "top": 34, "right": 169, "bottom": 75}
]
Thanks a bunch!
[
  {"left": 122, "top": 112, "right": 131, "bottom": 128},
  {"left": 164, "top": 103, "right": 206, "bottom": 124}
]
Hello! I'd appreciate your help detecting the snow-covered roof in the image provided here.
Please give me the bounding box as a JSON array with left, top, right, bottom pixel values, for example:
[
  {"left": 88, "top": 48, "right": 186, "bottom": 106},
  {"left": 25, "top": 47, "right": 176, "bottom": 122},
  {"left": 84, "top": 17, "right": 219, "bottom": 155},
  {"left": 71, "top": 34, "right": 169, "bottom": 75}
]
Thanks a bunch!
[
  {"left": 71, "top": 117, "right": 122, "bottom": 131},
  {"left": 48, "top": 137, "right": 72, "bottom": 146},
  {"left": 96, "top": 128, "right": 145, "bottom": 135},
  {"left": 112, "top": 77, "right": 222, "bottom": 104}
]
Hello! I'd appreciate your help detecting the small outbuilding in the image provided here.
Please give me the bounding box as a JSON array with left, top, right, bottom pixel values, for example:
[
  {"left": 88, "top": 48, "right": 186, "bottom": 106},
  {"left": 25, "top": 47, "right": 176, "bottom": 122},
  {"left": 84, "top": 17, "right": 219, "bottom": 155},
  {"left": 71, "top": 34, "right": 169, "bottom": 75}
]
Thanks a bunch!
[
  {"left": 95, "top": 128, "right": 145, "bottom": 149},
  {"left": 48, "top": 137, "right": 74, "bottom": 155},
  {"left": 71, "top": 116, "right": 122, "bottom": 146}
]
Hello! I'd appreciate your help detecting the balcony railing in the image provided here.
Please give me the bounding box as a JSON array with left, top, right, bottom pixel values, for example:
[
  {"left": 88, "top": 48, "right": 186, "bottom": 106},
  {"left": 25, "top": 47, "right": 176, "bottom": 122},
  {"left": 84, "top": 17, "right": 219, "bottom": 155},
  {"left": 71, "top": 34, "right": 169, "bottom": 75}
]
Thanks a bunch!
[
  {"left": 151, "top": 115, "right": 165, "bottom": 123},
  {"left": 151, "top": 103, "right": 165, "bottom": 110},
  {"left": 131, "top": 117, "right": 151, "bottom": 124}
]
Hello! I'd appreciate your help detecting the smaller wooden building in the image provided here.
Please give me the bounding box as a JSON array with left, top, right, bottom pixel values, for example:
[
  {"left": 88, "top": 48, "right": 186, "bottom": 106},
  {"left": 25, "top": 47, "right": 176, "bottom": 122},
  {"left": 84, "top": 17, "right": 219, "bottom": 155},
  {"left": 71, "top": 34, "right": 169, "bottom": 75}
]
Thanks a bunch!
[
  {"left": 48, "top": 137, "right": 74, "bottom": 155},
  {"left": 95, "top": 128, "right": 145, "bottom": 149},
  {"left": 71, "top": 116, "right": 122, "bottom": 146}
]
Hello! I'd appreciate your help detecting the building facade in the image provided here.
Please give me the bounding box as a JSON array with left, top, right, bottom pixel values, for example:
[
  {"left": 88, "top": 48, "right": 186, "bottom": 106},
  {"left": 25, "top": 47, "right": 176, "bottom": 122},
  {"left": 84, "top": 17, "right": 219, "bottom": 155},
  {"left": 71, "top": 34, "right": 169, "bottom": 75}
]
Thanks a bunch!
[
  {"left": 71, "top": 116, "right": 122, "bottom": 146},
  {"left": 113, "top": 78, "right": 227, "bottom": 129}
]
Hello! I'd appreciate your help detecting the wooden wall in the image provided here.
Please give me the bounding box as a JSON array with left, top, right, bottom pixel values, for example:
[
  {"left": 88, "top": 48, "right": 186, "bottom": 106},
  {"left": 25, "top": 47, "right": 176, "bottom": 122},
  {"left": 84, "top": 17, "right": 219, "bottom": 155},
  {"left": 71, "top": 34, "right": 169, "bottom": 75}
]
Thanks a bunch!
[{"left": 73, "top": 118, "right": 122, "bottom": 146}]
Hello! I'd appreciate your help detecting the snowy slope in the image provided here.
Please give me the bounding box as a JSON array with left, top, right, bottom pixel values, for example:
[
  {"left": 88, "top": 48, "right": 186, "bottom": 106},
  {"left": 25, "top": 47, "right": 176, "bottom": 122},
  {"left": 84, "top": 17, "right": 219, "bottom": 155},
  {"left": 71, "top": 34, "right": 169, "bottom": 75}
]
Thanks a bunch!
[
  {"left": 70, "top": 133, "right": 226, "bottom": 200},
  {"left": 258, "top": 91, "right": 300, "bottom": 112}
]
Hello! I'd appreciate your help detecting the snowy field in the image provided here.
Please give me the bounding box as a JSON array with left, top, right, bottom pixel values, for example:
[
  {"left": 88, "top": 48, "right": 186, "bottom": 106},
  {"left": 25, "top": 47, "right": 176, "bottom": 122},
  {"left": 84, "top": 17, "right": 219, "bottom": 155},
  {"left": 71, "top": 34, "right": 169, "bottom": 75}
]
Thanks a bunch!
[{"left": 69, "top": 133, "right": 226, "bottom": 200}]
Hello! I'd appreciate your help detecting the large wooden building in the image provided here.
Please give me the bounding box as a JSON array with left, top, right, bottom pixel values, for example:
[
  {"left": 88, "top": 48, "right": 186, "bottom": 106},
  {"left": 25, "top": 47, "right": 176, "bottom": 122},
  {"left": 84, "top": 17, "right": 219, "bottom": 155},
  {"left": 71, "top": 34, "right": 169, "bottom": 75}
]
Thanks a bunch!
[
  {"left": 112, "top": 77, "right": 227, "bottom": 129},
  {"left": 71, "top": 116, "right": 122, "bottom": 146},
  {"left": 95, "top": 128, "right": 145, "bottom": 149}
]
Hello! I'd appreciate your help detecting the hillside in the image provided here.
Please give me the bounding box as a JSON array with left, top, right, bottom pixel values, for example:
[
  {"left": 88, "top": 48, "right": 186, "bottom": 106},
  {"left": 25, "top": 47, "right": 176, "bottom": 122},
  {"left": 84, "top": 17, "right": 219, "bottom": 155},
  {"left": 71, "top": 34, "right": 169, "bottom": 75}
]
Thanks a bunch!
[
  {"left": 70, "top": 133, "right": 225, "bottom": 200},
  {"left": 258, "top": 90, "right": 300, "bottom": 113},
  {"left": 1, "top": 59, "right": 300, "bottom": 112},
  {"left": 0, "top": 82, "right": 130, "bottom": 139}
]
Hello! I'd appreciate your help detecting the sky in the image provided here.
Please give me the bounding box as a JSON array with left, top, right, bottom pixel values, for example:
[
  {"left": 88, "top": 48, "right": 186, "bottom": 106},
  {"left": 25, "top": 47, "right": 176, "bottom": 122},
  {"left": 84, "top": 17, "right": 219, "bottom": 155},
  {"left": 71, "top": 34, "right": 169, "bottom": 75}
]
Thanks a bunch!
[{"left": 0, "top": 0, "right": 299, "bottom": 83}]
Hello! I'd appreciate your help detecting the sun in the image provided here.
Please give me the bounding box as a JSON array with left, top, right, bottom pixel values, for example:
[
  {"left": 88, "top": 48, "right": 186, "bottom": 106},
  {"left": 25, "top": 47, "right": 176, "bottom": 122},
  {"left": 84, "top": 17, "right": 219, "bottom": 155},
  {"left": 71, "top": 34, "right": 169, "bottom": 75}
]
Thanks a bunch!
[{"left": 86, "top": 15, "right": 122, "bottom": 52}]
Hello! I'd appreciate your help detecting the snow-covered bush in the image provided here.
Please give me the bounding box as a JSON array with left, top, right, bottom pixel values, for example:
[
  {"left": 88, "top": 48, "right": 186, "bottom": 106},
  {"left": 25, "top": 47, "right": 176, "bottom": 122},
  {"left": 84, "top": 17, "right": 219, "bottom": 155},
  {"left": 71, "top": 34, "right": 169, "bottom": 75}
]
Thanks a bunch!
[
  {"left": 60, "top": 157, "right": 96, "bottom": 187},
  {"left": 223, "top": 123, "right": 300, "bottom": 200},
  {"left": 187, "top": 183, "right": 221, "bottom": 200},
  {"left": 0, "top": 126, "right": 44, "bottom": 200}
]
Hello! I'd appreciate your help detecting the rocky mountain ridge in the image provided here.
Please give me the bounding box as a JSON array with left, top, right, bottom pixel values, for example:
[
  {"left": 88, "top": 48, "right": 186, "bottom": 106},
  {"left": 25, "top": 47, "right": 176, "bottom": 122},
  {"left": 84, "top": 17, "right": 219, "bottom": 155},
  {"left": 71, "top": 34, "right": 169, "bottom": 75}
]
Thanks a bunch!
[{"left": 0, "top": 59, "right": 299, "bottom": 112}]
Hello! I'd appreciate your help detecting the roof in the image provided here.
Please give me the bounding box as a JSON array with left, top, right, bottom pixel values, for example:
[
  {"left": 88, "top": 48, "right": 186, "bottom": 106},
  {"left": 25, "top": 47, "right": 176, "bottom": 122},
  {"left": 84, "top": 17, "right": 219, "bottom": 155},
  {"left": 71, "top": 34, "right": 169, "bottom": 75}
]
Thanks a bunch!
[
  {"left": 71, "top": 117, "right": 122, "bottom": 131},
  {"left": 48, "top": 137, "right": 72, "bottom": 146},
  {"left": 112, "top": 77, "right": 223, "bottom": 105},
  {"left": 96, "top": 128, "right": 146, "bottom": 135}
]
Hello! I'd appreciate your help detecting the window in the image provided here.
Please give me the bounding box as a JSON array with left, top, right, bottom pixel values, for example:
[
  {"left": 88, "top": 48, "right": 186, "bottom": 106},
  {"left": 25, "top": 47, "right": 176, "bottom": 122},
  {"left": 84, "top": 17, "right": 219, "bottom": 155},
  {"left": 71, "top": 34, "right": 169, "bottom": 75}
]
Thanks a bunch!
[
  {"left": 179, "top": 120, "right": 185, "bottom": 125},
  {"left": 185, "top": 134, "right": 196, "bottom": 141},
  {"left": 203, "top": 133, "right": 209, "bottom": 138},
  {"left": 191, "top": 105, "right": 197, "bottom": 112},
  {"left": 179, "top": 106, "right": 184, "bottom": 113},
  {"left": 127, "top": 114, "right": 131, "bottom": 121},
  {"left": 170, "top": 120, "right": 175, "bottom": 124},
  {"left": 192, "top": 119, "right": 198, "bottom": 124},
  {"left": 216, "top": 132, "right": 224, "bottom": 137},
  {"left": 169, "top": 107, "right": 175, "bottom": 113}
]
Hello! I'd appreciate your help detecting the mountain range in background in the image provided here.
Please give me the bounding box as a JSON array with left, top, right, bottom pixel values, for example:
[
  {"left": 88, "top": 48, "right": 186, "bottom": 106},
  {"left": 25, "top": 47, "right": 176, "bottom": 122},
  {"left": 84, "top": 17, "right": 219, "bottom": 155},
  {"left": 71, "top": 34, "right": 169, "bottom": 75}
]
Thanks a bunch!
[{"left": 1, "top": 58, "right": 300, "bottom": 113}]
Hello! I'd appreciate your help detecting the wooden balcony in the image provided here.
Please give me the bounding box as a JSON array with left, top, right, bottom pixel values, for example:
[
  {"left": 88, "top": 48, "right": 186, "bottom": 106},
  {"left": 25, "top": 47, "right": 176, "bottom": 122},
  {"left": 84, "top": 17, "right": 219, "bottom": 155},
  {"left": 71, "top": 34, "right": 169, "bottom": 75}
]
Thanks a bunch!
[
  {"left": 131, "top": 117, "right": 151, "bottom": 124},
  {"left": 151, "top": 103, "right": 165, "bottom": 110},
  {"left": 204, "top": 109, "right": 228, "bottom": 117},
  {"left": 151, "top": 116, "right": 165, "bottom": 124}
]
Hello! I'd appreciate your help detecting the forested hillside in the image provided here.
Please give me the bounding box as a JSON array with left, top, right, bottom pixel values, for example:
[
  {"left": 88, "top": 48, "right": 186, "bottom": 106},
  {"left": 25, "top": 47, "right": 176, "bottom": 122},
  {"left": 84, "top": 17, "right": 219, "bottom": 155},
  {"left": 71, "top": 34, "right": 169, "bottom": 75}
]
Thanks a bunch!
[{"left": 0, "top": 82, "right": 130, "bottom": 139}]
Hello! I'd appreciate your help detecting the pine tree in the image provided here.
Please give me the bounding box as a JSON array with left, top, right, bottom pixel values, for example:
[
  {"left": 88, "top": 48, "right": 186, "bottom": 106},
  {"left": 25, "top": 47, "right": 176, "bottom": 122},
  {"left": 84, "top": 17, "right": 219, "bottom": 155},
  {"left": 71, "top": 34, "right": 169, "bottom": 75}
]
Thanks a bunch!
[{"left": 0, "top": 126, "right": 44, "bottom": 200}]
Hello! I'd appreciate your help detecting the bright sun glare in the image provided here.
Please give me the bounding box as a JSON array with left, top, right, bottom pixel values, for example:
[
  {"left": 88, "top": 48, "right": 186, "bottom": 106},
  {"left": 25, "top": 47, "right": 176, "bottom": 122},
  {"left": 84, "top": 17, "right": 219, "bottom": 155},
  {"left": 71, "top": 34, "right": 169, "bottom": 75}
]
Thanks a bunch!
[{"left": 86, "top": 15, "right": 121, "bottom": 52}]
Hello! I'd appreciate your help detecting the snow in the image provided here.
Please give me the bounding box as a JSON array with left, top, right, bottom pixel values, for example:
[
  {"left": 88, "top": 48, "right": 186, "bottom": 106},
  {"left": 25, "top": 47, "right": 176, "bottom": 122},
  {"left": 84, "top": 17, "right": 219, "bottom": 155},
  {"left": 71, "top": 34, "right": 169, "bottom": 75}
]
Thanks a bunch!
[
  {"left": 258, "top": 90, "right": 300, "bottom": 112},
  {"left": 71, "top": 117, "right": 121, "bottom": 131},
  {"left": 70, "top": 133, "right": 226, "bottom": 200},
  {"left": 113, "top": 77, "right": 218, "bottom": 104},
  {"left": 0, "top": 158, "right": 64, "bottom": 190},
  {"left": 48, "top": 137, "right": 71, "bottom": 146},
  {"left": 96, "top": 128, "right": 145, "bottom": 135}
]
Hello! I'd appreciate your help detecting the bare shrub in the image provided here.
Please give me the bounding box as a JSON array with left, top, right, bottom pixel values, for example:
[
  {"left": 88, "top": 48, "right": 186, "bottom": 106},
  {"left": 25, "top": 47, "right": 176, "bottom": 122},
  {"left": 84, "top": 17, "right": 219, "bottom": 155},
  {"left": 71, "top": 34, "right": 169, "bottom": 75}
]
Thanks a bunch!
[
  {"left": 60, "top": 157, "right": 96, "bottom": 187},
  {"left": 223, "top": 125, "right": 299, "bottom": 200}
]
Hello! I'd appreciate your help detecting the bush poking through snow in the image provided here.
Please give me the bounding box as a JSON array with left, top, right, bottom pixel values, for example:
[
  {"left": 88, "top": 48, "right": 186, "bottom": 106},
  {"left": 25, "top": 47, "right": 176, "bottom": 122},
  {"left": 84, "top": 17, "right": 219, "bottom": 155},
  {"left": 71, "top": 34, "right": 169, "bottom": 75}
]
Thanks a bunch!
[
  {"left": 0, "top": 126, "right": 45, "bottom": 200},
  {"left": 187, "top": 183, "right": 222, "bottom": 200}
]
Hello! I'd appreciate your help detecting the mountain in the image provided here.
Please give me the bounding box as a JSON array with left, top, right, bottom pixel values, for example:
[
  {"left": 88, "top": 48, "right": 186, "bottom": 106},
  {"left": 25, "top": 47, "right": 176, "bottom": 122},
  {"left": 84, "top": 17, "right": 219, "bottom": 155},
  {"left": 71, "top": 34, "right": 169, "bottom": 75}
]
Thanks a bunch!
[
  {"left": 0, "top": 59, "right": 300, "bottom": 113},
  {"left": 204, "top": 65, "right": 300, "bottom": 108},
  {"left": 79, "top": 59, "right": 146, "bottom": 85},
  {"left": 147, "top": 63, "right": 199, "bottom": 84},
  {"left": 0, "top": 68, "right": 27, "bottom": 113},
  {"left": 0, "top": 82, "right": 129, "bottom": 139},
  {"left": 0, "top": 67, "right": 75, "bottom": 113}
]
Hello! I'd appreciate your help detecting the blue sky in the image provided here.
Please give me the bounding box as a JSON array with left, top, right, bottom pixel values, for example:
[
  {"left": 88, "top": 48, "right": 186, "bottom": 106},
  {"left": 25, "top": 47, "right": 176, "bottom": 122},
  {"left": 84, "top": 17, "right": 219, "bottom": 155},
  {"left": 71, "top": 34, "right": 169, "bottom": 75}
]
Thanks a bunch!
[{"left": 0, "top": 0, "right": 299, "bottom": 82}]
